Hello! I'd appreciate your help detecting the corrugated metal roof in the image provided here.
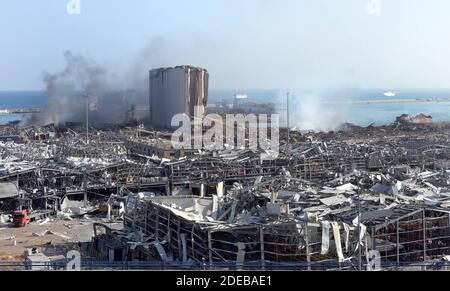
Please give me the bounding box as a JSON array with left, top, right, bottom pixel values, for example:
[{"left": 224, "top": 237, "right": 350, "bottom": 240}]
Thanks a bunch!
[{"left": 0, "top": 182, "right": 18, "bottom": 199}]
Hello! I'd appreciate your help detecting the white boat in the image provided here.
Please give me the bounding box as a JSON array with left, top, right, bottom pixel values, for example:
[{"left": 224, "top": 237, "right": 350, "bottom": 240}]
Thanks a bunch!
[{"left": 383, "top": 91, "right": 396, "bottom": 97}]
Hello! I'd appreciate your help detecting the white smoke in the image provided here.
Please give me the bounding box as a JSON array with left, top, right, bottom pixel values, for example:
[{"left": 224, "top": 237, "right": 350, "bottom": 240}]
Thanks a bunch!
[
  {"left": 30, "top": 37, "right": 213, "bottom": 127},
  {"left": 278, "top": 89, "right": 356, "bottom": 132},
  {"left": 27, "top": 35, "right": 360, "bottom": 129}
]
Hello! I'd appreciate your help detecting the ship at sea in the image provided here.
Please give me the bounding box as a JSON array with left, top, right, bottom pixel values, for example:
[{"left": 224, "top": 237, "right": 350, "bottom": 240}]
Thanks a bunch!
[{"left": 383, "top": 90, "right": 397, "bottom": 97}]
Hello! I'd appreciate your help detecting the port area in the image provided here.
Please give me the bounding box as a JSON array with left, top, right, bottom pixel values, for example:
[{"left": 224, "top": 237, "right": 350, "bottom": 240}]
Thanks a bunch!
[{"left": 1, "top": 115, "right": 450, "bottom": 270}]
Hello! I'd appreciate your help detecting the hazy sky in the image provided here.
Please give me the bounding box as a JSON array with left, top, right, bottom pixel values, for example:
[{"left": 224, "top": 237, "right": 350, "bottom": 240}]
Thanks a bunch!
[{"left": 1, "top": 0, "right": 450, "bottom": 90}]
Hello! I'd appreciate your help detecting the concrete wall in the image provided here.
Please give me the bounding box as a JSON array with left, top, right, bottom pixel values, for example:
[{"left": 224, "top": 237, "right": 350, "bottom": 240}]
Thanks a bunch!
[{"left": 149, "top": 66, "right": 208, "bottom": 129}]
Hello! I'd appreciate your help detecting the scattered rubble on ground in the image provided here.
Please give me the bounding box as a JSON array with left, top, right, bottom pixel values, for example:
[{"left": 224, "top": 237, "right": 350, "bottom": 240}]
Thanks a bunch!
[{"left": 1, "top": 120, "right": 450, "bottom": 270}]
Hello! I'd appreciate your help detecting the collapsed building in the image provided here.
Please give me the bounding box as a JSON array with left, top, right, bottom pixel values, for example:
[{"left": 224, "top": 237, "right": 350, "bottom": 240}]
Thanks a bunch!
[
  {"left": 86, "top": 121, "right": 450, "bottom": 270},
  {"left": 2, "top": 111, "right": 450, "bottom": 270},
  {"left": 396, "top": 114, "right": 433, "bottom": 125}
]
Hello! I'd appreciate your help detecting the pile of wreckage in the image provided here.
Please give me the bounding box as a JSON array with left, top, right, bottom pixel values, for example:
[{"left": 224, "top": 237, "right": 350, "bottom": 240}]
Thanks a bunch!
[
  {"left": 1, "top": 121, "right": 450, "bottom": 270},
  {"left": 0, "top": 127, "right": 166, "bottom": 220},
  {"left": 90, "top": 167, "right": 450, "bottom": 270},
  {"left": 89, "top": 122, "right": 450, "bottom": 270}
]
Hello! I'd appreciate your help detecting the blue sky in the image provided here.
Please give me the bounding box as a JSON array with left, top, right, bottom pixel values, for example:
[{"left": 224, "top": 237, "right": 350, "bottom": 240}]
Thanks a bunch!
[{"left": 1, "top": 0, "right": 450, "bottom": 90}]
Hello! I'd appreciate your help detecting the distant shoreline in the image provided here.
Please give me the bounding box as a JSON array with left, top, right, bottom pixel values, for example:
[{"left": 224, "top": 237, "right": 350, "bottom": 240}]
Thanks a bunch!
[{"left": 321, "top": 98, "right": 450, "bottom": 105}]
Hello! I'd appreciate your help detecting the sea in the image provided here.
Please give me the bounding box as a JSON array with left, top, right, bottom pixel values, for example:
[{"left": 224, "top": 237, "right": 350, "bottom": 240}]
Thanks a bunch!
[
  {"left": 1, "top": 89, "right": 450, "bottom": 127},
  {"left": 0, "top": 91, "right": 47, "bottom": 124}
]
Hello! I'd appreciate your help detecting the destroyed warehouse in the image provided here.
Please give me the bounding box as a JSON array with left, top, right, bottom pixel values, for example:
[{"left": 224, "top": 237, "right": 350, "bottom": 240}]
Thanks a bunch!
[{"left": 2, "top": 114, "right": 450, "bottom": 270}]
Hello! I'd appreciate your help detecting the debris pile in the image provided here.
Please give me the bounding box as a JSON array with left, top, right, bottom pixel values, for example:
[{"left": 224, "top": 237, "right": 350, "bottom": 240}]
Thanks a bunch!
[{"left": 1, "top": 120, "right": 450, "bottom": 270}]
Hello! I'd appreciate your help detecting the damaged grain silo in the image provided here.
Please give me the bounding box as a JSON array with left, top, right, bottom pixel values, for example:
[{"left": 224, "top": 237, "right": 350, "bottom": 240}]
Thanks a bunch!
[{"left": 149, "top": 66, "right": 209, "bottom": 129}]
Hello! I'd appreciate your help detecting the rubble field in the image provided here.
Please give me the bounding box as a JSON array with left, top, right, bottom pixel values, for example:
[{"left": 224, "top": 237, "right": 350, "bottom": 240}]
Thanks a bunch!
[{"left": 1, "top": 118, "right": 450, "bottom": 270}]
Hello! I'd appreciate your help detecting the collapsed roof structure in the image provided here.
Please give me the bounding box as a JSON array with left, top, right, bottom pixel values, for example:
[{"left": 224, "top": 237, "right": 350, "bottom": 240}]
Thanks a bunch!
[
  {"left": 2, "top": 120, "right": 450, "bottom": 270},
  {"left": 91, "top": 122, "right": 450, "bottom": 270}
]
